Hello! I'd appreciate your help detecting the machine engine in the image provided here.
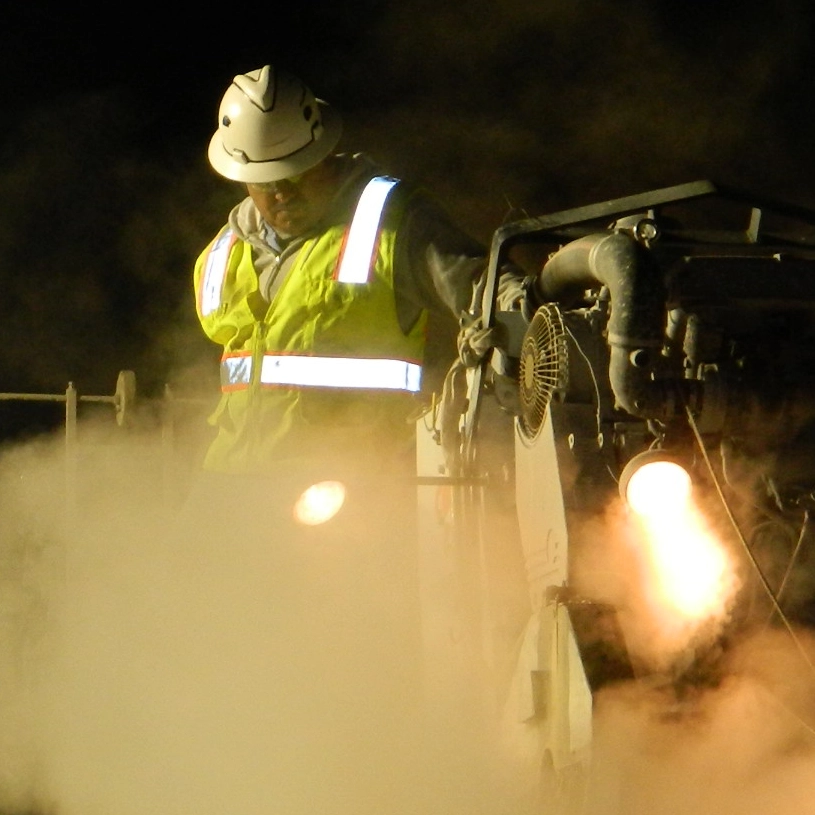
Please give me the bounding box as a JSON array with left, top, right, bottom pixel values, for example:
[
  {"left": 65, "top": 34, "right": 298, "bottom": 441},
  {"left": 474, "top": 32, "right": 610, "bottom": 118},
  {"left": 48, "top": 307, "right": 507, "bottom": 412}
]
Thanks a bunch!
[{"left": 458, "top": 180, "right": 815, "bottom": 810}]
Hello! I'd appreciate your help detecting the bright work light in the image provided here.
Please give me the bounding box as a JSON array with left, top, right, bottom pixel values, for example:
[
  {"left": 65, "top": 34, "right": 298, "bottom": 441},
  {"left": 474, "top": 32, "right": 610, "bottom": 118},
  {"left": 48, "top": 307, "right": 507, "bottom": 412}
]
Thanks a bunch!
[
  {"left": 619, "top": 449, "right": 734, "bottom": 623},
  {"left": 619, "top": 450, "right": 692, "bottom": 518},
  {"left": 293, "top": 480, "right": 347, "bottom": 526}
]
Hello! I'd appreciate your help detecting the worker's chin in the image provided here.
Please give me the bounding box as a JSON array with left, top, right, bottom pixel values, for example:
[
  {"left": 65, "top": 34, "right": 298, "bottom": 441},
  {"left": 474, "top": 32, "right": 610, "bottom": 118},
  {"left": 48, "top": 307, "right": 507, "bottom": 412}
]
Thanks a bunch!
[{"left": 271, "top": 211, "right": 312, "bottom": 239}]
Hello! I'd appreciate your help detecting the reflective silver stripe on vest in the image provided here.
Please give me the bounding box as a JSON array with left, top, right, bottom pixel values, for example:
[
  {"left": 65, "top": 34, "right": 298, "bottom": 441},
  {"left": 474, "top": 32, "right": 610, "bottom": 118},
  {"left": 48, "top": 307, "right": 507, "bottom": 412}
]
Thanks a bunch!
[
  {"left": 220, "top": 355, "right": 421, "bottom": 392},
  {"left": 261, "top": 355, "right": 421, "bottom": 391},
  {"left": 200, "top": 228, "right": 235, "bottom": 316},
  {"left": 336, "top": 176, "right": 399, "bottom": 284},
  {"left": 220, "top": 355, "right": 253, "bottom": 387}
]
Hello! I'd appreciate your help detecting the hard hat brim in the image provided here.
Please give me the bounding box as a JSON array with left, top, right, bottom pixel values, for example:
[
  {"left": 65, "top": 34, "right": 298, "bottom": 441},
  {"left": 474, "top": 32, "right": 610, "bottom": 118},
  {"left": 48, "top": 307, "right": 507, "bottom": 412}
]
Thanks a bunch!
[{"left": 207, "top": 100, "right": 342, "bottom": 183}]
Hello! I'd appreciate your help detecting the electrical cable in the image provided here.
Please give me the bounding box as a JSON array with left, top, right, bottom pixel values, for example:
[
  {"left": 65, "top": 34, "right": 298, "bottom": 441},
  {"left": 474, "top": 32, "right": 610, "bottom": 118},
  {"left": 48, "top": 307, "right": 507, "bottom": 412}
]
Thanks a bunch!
[{"left": 685, "top": 403, "right": 815, "bottom": 739}]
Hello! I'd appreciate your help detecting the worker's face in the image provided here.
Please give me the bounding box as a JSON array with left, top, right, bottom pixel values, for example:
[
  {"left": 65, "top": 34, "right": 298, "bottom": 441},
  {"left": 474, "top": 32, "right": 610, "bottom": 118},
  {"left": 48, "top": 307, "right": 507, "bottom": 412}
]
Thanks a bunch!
[{"left": 246, "top": 159, "right": 339, "bottom": 239}]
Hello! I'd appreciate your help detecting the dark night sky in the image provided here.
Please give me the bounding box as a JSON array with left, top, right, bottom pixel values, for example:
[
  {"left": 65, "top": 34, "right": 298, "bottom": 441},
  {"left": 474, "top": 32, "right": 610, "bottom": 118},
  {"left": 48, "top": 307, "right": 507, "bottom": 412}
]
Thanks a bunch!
[{"left": 2, "top": 0, "right": 815, "bottom": 418}]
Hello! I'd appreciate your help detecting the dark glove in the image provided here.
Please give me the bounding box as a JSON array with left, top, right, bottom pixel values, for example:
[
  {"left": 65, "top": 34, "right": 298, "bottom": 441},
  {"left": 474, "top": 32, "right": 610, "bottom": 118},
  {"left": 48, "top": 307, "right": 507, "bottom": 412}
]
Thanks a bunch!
[{"left": 520, "top": 274, "right": 542, "bottom": 322}]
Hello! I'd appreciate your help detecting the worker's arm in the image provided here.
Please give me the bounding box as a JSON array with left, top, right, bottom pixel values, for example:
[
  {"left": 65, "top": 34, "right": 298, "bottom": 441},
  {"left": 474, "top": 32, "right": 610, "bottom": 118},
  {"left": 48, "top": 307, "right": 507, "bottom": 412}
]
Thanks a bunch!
[
  {"left": 392, "top": 191, "right": 527, "bottom": 377},
  {"left": 393, "top": 191, "right": 526, "bottom": 328}
]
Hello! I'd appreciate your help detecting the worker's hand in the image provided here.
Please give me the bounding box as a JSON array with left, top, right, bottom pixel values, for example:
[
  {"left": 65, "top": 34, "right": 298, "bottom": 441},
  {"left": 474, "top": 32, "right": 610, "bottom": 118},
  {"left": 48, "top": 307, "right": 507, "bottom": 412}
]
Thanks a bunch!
[{"left": 457, "top": 314, "right": 498, "bottom": 367}]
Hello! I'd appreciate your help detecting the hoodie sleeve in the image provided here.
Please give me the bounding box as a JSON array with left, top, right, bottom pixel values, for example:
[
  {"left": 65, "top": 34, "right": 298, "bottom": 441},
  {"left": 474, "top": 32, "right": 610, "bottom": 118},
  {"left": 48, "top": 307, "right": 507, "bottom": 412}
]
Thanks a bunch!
[{"left": 392, "top": 191, "right": 526, "bottom": 334}]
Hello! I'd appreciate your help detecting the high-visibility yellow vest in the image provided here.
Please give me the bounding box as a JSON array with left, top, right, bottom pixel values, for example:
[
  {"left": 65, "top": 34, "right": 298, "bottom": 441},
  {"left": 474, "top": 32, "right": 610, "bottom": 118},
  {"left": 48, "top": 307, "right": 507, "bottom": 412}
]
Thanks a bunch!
[{"left": 193, "top": 176, "right": 428, "bottom": 474}]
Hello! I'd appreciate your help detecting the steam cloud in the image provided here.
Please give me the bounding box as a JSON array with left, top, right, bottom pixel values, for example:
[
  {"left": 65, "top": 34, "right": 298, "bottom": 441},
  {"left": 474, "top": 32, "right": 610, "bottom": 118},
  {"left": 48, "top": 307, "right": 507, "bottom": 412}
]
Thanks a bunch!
[
  {"left": 4, "top": 412, "right": 815, "bottom": 814},
  {"left": 0, "top": 419, "right": 531, "bottom": 815}
]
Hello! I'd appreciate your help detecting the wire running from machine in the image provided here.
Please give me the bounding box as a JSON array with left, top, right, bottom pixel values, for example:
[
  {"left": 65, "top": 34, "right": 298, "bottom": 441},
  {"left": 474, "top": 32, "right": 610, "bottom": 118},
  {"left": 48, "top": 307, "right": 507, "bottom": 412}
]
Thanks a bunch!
[{"left": 685, "top": 401, "right": 815, "bottom": 739}]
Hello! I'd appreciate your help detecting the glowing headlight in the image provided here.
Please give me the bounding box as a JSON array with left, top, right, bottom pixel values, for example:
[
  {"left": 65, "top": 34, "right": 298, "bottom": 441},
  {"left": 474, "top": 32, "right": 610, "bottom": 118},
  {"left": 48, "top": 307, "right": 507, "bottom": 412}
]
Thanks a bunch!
[
  {"left": 619, "top": 450, "right": 734, "bottom": 624},
  {"left": 620, "top": 451, "right": 692, "bottom": 518},
  {"left": 293, "top": 480, "right": 347, "bottom": 526}
]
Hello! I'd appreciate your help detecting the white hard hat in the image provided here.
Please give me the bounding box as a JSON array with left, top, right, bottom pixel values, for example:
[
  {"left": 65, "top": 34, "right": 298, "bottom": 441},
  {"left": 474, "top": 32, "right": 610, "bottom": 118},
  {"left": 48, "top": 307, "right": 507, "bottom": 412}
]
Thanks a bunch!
[{"left": 207, "top": 65, "right": 342, "bottom": 183}]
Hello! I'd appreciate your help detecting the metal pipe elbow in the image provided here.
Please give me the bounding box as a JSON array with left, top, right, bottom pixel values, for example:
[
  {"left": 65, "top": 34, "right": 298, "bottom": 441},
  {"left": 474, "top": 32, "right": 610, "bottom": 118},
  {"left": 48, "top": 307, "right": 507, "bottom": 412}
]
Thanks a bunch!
[{"left": 534, "top": 232, "right": 670, "bottom": 418}]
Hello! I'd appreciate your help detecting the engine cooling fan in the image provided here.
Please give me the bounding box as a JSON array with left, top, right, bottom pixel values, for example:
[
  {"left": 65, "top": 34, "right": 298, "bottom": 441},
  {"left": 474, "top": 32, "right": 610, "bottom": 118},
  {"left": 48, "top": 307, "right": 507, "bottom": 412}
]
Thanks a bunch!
[{"left": 518, "top": 304, "right": 568, "bottom": 441}]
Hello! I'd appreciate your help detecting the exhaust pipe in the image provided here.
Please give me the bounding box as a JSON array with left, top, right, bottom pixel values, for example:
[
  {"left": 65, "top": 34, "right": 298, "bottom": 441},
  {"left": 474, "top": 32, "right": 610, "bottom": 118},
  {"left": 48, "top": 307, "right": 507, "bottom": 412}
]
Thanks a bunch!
[{"left": 532, "top": 231, "right": 670, "bottom": 418}]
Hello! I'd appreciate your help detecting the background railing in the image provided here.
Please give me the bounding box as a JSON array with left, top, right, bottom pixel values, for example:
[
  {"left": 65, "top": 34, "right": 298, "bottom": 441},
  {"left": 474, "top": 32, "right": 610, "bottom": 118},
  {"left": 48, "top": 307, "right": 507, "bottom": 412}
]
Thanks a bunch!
[{"left": 0, "top": 371, "right": 214, "bottom": 514}]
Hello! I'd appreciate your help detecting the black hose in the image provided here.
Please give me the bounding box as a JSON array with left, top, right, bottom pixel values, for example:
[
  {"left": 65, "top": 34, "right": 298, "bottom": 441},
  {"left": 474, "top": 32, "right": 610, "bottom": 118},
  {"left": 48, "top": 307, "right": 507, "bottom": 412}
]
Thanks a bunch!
[{"left": 534, "top": 232, "right": 670, "bottom": 418}]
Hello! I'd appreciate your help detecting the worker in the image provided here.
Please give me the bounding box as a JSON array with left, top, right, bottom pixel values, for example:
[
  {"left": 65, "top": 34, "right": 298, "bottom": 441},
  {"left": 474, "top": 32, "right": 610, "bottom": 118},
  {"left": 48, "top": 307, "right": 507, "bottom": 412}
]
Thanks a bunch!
[
  {"left": 177, "top": 64, "right": 526, "bottom": 815},
  {"left": 193, "top": 63, "right": 525, "bottom": 478}
]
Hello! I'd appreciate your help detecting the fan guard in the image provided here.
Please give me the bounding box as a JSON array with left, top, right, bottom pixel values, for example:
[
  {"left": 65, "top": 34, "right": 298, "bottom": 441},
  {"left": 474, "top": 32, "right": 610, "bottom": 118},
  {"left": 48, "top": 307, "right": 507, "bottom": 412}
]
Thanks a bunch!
[{"left": 518, "top": 304, "right": 568, "bottom": 442}]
